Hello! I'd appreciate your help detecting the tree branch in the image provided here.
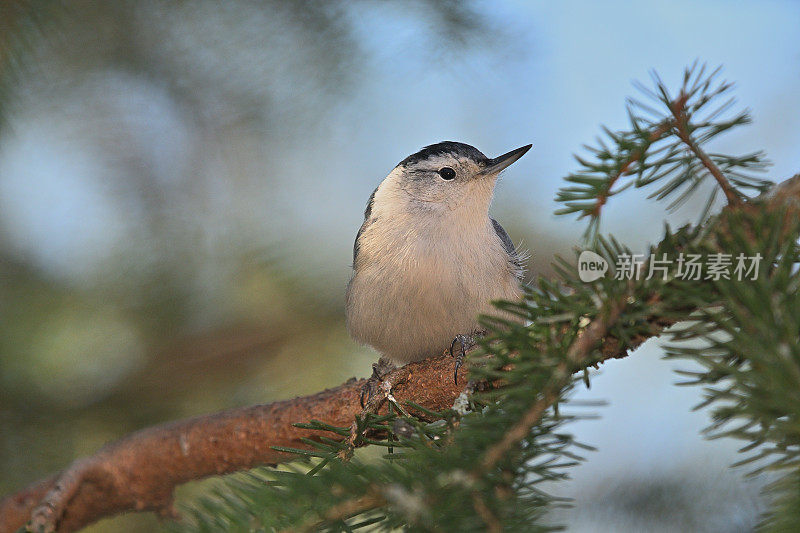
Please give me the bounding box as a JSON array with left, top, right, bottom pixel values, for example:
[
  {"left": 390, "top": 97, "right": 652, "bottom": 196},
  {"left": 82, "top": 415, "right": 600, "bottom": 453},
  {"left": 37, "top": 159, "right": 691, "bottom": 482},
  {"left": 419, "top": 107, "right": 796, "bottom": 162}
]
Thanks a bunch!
[
  {"left": 282, "top": 489, "right": 386, "bottom": 533},
  {"left": 3, "top": 172, "right": 799, "bottom": 533},
  {"left": 590, "top": 119, "right": 674, "bottom": 218},
  {"left": 670, "top": 91, "right": 741, "bottom": 206},
  {"left": 1, "top": 356, "right": 463, "bottom": 533},
  {"left": 470, "top": 172, "right": 800, "bottom": 483},
  {"left": 477, "top": 292, "right": 630, "bottom": 476}
]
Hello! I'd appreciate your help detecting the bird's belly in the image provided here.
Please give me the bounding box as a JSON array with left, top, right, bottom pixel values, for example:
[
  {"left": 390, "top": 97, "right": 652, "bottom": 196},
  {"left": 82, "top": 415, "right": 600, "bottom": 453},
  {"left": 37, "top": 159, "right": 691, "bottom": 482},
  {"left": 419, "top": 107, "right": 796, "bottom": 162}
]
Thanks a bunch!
[{"left": 347, "top": 250, "right": 518, "bottom": 363}]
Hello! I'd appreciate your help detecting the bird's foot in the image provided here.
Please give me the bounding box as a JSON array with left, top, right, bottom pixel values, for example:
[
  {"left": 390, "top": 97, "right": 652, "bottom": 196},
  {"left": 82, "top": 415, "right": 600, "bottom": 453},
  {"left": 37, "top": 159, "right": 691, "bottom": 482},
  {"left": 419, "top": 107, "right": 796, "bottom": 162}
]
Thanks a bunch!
[
  {"left": 340, "top": 357, "right": 402, "bottom": 461},
  {"left": 449, "top": 330, "right": 486, "bottom": 385},
  {"left": 360, "top": 356, "right": 397, "bottom": 408}
]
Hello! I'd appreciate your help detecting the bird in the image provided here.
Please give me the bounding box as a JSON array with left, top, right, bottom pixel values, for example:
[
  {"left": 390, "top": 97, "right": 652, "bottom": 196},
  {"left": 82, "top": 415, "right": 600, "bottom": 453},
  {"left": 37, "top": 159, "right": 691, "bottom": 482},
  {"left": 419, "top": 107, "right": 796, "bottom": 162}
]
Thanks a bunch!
[{"left": 345, "top": 141, "right": 531, "bottom": 373}]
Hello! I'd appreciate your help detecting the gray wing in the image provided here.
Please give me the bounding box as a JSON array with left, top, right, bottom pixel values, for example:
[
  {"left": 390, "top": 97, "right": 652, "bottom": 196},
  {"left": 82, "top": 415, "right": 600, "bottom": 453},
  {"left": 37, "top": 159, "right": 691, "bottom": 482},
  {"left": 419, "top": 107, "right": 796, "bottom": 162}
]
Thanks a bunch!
[
  {"left": 353, "top": 186, "right": 378, "bottom": 265},
  {"left": 491, "top": 217, "right": 524, "bottom": 280}
]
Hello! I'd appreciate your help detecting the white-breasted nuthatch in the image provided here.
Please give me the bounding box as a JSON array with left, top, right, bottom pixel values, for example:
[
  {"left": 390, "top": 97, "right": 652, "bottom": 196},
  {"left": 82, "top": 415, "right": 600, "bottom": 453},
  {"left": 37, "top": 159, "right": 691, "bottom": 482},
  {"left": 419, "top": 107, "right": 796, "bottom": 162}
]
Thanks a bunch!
[{"left": 346, "top": 141, "right": 531, "bottom": 366}]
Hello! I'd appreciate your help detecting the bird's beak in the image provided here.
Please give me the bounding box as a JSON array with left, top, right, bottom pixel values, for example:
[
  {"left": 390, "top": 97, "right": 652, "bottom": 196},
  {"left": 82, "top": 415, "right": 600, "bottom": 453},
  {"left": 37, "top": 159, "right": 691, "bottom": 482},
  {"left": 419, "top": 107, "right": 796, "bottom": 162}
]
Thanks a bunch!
[{"left": 480, "top": 144, "right": 532, "bottom": 176}]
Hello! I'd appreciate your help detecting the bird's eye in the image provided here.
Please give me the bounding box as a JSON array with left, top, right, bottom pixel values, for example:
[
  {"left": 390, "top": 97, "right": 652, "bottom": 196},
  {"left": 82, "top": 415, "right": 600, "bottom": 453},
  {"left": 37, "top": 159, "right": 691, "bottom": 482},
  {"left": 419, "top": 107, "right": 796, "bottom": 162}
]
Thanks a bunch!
[{"left": 438, "top": 167, "right": 456, "bottom": 180}]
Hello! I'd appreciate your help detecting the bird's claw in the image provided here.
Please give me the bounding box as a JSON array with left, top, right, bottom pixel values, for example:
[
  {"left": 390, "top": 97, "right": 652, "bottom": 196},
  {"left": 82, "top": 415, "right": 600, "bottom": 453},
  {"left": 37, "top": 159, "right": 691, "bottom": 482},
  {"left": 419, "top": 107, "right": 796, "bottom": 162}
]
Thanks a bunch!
[
  {"left": 449, "top": 334, "right": 475, "bottom": 385},
  {"left": 360, "top": 377, "right": 381, "bottom": 409},
  {"left": 360, "top": 356, "right": 396, "bottom": 408}
]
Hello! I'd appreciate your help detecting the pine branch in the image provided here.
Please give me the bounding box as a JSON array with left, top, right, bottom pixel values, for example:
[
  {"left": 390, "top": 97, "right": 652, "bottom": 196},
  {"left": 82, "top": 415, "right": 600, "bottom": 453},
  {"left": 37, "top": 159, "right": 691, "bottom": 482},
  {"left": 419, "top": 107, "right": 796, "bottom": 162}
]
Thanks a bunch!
[
  {"left": 0, "top": 356, "right": 462, "bottom": 533},
  {"left": 556, "top": 63, "right": 772, "bottom": 238},
  {"left": 669, "top": 91, "right": 740, "bottom": 206},
  {"left": 0, "top": 316, "right": 636, "bottom": 533},
  {"left": 662, "top": 185, "right": 800, "bottom": 529},
  {"left": 589, "top": 119, "right": 674, "bottom": 219},
  {"left": 282, "top": 490, "right": 386, "bottom": 533},
  {"left": 477, "top": 292, "right": 629, "bottom": 476}
]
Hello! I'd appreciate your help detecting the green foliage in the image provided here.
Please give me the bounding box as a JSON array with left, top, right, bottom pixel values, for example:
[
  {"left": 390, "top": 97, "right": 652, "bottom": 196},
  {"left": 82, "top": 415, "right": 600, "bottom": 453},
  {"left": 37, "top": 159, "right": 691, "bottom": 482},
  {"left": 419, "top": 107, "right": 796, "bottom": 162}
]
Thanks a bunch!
[
  {"left": 555, "top": 62, "right": 772, "bottom": 239},
  {"left": 665, "top": 207, "right": 800, "bottom": 531},
  {"left": 175, "top": 65, "right": 800, "bottom": 532}
]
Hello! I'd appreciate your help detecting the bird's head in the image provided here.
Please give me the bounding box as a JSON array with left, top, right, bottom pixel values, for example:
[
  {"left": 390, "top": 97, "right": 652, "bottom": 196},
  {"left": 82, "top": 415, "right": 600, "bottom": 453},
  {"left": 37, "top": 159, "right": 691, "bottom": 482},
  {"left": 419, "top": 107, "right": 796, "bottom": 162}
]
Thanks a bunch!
[{"left": 379, "top": 141, "right": 532, "bottom": 217}]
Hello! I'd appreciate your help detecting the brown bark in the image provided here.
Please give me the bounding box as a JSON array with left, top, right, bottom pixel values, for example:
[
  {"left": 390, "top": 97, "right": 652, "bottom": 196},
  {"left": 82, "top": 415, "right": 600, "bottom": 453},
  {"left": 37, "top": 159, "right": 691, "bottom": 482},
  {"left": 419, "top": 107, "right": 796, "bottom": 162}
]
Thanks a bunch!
[{"left": 0, "top": 355, "right": 463, "bottom": 533}]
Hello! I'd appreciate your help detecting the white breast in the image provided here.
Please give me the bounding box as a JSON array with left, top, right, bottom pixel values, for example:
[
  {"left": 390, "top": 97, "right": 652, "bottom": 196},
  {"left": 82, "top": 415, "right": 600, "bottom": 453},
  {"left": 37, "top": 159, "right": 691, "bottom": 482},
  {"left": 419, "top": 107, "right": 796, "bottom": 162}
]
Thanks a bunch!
[{"left": 346, "top": 205, "right": 521, "bottom": 363}]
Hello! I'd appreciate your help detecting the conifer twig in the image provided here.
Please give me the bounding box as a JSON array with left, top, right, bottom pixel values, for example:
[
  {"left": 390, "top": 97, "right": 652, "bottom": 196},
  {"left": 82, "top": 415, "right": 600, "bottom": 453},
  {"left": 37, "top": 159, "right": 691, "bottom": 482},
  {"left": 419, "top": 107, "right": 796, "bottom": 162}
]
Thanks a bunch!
[
  {"left": 591, "top": 119, "right": 674, "bottom": 218},
  {"left": 281, "top": 490, "right": 386, "bottom": 533},
  {"left": 471, "top": 490, "right": 502, "bottom": 533},
  {"left": 477, "top": 293, "right": 629, "bottom": 475},
  {"left": 670, "top": 91, "right": 741, "bottom": 206},
  {"left": 469, "top": 172, "right": 800, "bottom": 484}
]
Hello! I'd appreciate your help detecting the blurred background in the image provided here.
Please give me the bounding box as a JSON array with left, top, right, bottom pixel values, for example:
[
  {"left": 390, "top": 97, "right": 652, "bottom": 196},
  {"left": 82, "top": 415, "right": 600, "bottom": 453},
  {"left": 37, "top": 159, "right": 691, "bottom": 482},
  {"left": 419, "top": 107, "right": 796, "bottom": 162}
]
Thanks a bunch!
[{"left": 1, "top": 1, "right": 799, "bottom": 531}]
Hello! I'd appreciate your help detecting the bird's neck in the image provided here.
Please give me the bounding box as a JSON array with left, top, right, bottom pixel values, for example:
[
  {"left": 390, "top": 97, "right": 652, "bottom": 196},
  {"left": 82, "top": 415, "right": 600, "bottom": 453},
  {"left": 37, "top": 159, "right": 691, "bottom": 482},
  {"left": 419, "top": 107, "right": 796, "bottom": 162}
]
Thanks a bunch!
[{"left": 379, "top": 198, "right": 493, "bottom": 244}]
